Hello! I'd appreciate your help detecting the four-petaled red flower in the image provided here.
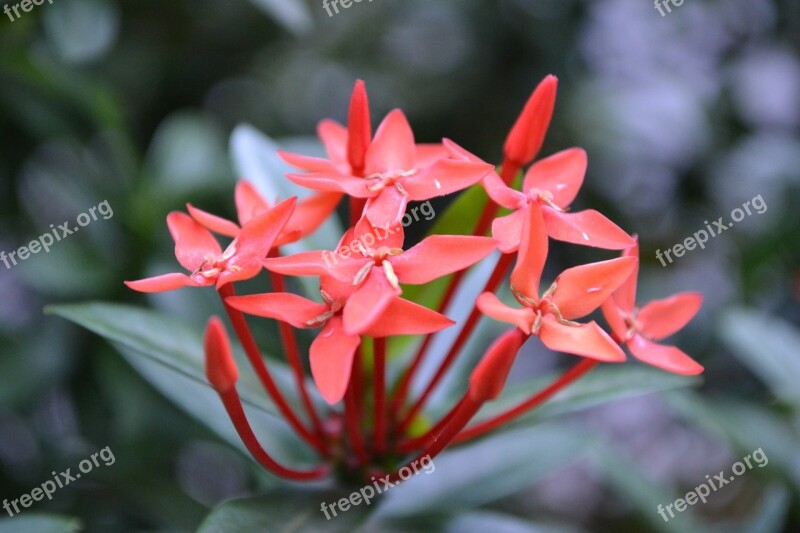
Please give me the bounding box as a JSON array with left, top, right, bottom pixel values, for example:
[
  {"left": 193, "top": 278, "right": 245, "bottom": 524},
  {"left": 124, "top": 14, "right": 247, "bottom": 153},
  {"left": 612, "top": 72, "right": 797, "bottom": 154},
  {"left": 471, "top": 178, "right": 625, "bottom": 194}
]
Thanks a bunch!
[{"left": 602, "top": 241, "right": 704, "bottom": 375}]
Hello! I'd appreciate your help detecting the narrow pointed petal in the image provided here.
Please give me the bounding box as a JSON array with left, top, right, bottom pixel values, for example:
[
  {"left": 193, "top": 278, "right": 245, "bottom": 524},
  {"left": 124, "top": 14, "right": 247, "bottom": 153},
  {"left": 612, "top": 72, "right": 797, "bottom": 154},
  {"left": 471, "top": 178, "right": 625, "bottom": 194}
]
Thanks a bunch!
[
  {"left": 187, "top": 204, "right": 240, "bottom": 238},
  {"left": 391, "top": 235, "right": 497, "bottom": 285},
  {"left": 469, "top": 328, "right": 526, "bottom": 402},
  {"left": 510, "top": 202, "right": 548, "bottom": 301},
  {"left": 262, "top": 251, "right": 364, "bottom": 282},
  {"left": 442, "top": 138, "right": 483, "bottom": 163},
  {"left": 235, "top": 181, "right": 270, "bottom": 226},
  {"left": 310, "top": 317, "right": 361, "bottom": 404},
  {"left": 233, "top": 197, "right": 296, "bottom": 260},
  {"left": 613, "top": 241, "right": 640, "bottom": 313},
  {"left": 352, "top": 216, "right": 404, "bottom": 250},
  {"left": 365, "top": 109, "right": 415, "bottom": 173},
  {"left": 279, "top": 150, "right": 339, "bottom": 173},
  {"left": 125, "top": 273, "right": 201, "bottom": 293},
  {"left": 347, "top": 80, "right": 371, "bottom": 174},
  {"left": 503, "top": 75, "right": 558, "bottom": 167},
  {"left": 638, "top": 292, "right": 702, "bottom": 341},
  {"left": 317, "top": 119, "right": 347, "bottom": 163},
  {"left": 538, "top": 316, "right": 626, "bottom": 362},
  {"left": 363, "top": 298, "right": 454, "bottom": 337},
  {"left": 279, "top": 191, "right": 342, "bottom": 244},
  {"left": 287, "top": 172, "right": 373, "bottom": 198},
  {"left": 543, "top": 208, "right": 635, "bottom": 249},
  {"left": 550, "top": 256, "right": 638, "bottom": 320},
  {"left": 225, "top": 293, "right": 329, "bottom": 329},
  {"left": 402, "top": 160, "right": 494, "bottom": 201},
  {"left": 364, "top": 186, "right": 409, "bottom": 228},
  {"left": 483, "top": 171, "right": 527, "bottom": 208},
  {"left": 343, "top": 267, "right": 400, "bottom": 335},
  {"left": 414, "top": 143, "right": 448, "bottom": 168},
  {"left": 492, "top": 207, "right": 527, "bottom": 253},
  {"left": 523, "top": 148, "right": 586, "bottom": 206},
  {"left": 628, "top": 334, "right": 703, "bottom": 375},
  {"left": 601, "top": 299, "right": 629, "bottom": 342},
  {"left": 476, "top": 292, "right": 535, "bottom": 334},
  {"left": 204, "top": 317, "right": 239, "bottom": 393},
  {"left": 167, "top": 212, "right": 222, "bottom": 271}
]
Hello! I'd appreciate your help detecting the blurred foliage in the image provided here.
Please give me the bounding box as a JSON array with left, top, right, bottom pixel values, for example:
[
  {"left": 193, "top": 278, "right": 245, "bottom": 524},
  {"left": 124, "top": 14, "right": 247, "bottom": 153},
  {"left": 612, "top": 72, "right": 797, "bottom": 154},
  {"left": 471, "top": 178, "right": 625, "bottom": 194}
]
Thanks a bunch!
[{"left": 0, "top": 0, "right": 799, "bottom": 531}]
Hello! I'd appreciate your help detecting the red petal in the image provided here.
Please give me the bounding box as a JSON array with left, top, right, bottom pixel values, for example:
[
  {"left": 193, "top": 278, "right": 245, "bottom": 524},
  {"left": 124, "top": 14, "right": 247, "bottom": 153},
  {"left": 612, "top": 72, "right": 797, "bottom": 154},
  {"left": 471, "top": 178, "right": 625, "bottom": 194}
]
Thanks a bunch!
[
  {"left": 125, "top": 273, "right": 201, "bottom": 293},
  {"left": 225, "top": 293, "right": 329, "bottom": 329},
  {"left": 613, "top": 241, "right": 640, "bottom": 313},
  {"left": 601, "top": 298, "right": 629, "bottom": 342},
  {"left": 317, "top": 119, "right": 347, "bottom": 163},
  {"left": 167, "top": 212, "right": 221, "bottom": 271},
  {"left": 550, "top": 256, "right": 638, "bottom": 320},
  {"left": 233, "top": 197, "right": 296, "bottom": 260},
  {"left": 187, "top": 204, "right": 240, "bottom": 238},
  {"left": 364, "top": 186, "right": 408, "bottom": 228},
  {"left": 492, "top": 207, "right": 526, "bottom": 253},
  {"left": 391, "top": 235, "right": 496, "bottom": 285},
  {"left": 543, "top": 208, "right": 635, "bottom": 250},
  {"left": 510, "top": 202, "right": 548, "bottom": 301},
  {"left": 523, "top": 148, "right": 586, "bottom": 207},
  {"left": 365, "top": 109, "right": 415, "bottom": 174},
  {"left": 204, "top": 317, "right": 239, "bottom": 393},
  {"left": 414, "top": 143, "right": 448, "bottom": 168},
  {"left": 628, "top": 334, "right": 703, "bottom": 375},
  {"left": 442, "top": 138, "right": 483, "bottom": 163},
  {"left": 503, "top": 75, "right": 558, "bottom": 167},
  {"left": 469, "top": 328, "right": 526, "bottom": 402},
  {"left": 235, "top": 181, "right": 270, "bottom": 226},
  {"left": 638, "top": 292, "right": 702, "bottom": 341},
  {"left": 351, "top": 216, "right": 405, "bottom": 251},
  {"left": 538, "top": 316, "right": 626, "bottom": 362},
  {"left": 287, "top": 171, "right": 372, "bottom": 198},
  {"left": 343, "top": 266, "right": 400, "bottom": 335},
  {"left": 362, "top": 298, "right": 454, "bottom": 337},
  {"left": 279, "top": 150, "right": 339, "bottom": 173},
  {"left": 310, "top": 316, "right": 361, "bottom": 404},
  {"left": 476, "top": 292, "right": 535, "bottom": 334},
  {"left": 483, "top": 171, "right": 527, "bottom": 208},
  {"left": 347, "top": 80, "right": 371, "bottom": 174},
  {"left": 280, "top": 191, "right": 342, "bottom": 244},
  {"left": 262, "top": 251, "right": 364, "bottom": 282},
  {"left": 402, "top": 160, "right": 493, "bottom": 201}
]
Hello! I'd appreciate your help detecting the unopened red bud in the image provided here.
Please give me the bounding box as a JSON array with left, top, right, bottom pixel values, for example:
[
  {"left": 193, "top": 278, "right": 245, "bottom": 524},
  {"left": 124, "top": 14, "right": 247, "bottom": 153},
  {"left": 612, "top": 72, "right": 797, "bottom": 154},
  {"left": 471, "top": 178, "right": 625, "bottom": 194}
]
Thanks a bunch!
[
  {"left": 204, "top": 317, "right": 239, "bottom": 393},
  {"left": 503, "top": 75, "right": 558, "bottom": 168},
  {"left": 469, "top": 328, "right": 526, "bottom": 403},
  {"left": 347, "top": 79, "right": 371, "bottom": 175}
]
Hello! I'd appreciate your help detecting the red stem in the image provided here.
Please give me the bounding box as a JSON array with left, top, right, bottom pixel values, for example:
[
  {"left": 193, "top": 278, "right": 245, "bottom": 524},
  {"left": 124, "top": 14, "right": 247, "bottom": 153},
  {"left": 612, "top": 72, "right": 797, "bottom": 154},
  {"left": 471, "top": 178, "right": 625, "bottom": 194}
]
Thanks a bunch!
[
  {"left": 217, "top": 284, "right": 327, "bottom": 456},
  {"left": 219, "top": 388, "right": 329, "bottom": 481},
  {"left": 395, "top": 396, "right": 467, "bottom": 455},
  {"left": 345, "top": 347, "right": 368, "bottom": 466},
  {"left": 373, "top": 337, "right": 387, "bottom": 456},
  {"left": 398, "top": 252, "right": 515, "bottom": 432},
  {"left": 453, "top": 359, "right": 598, "bottom": 444}
]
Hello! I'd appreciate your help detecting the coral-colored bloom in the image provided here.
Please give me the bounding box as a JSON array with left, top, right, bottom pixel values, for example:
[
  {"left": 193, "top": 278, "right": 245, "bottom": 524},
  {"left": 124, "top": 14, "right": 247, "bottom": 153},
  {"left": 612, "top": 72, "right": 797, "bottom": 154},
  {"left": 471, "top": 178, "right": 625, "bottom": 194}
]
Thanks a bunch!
[
  {"left": 503, "top": 75, "right": 558, "bottom": 169},
  {"left": 261, "top": 217, "right": 497, "bottom": 335},
  {"left": 477, "top": 203, "right": 634, "bottom": 362},
  {"left": 186, "top": 181, "right": 339, "bottom": 247},
  {"left": 602, "top": 243, "right": 703, "bottom": 375},
  {"left": 226, "top": 290, "right": 453, "bottom": 404},
  {"left": 125, "top": 197, "right": 296, "bottom": 293},
  {"left": 485, "top": 148, "right": 634, "bottom": 253}
]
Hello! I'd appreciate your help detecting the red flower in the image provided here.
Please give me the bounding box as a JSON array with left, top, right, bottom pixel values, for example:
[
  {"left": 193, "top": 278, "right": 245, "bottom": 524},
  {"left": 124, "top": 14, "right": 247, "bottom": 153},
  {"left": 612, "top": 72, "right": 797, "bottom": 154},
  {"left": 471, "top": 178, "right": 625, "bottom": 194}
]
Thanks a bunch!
[
  {"left": 125, "top": 197, "right": 296, "bottom": 292},
  {"left": 226, "top": 290, "right": 453, "bottom": 404},
  {"left": 485, "top": 148, "right": 635, "bottom": 253},
  {"left": 477, "top": 203, "right": 634, "bottom": 362},
  {"left": 602, "top": 242, "right": 703, "bottom": 375},
  {"left": 261, "top": 217, "right": 497, "bottom": 335},
  {"left": 281, "top": 110, "right": 493, "bottom": 227}
]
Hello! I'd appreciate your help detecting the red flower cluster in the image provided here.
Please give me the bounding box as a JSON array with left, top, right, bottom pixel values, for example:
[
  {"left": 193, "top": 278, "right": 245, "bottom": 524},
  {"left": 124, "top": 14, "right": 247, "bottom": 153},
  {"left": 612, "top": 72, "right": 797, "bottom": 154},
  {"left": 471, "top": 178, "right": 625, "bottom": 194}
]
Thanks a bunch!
[{"left": 126, "top": 77, "right": 703, "bottom": 482}]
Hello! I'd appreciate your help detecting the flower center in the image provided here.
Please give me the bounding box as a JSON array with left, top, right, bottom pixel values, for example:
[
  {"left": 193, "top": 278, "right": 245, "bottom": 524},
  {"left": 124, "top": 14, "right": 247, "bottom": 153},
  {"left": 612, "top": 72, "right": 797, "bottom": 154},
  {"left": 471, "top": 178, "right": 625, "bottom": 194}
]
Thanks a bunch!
[
  {"left": 195, "top": 243, "right": 239, "bottom": 278},
  {"left": 528, "top": 189, "right": 564, "bottom": 212},
  {"left": 365, "top": 169, "right": 418, "bottom": 194},
  {"left": 511, "top": 281, "right": 580, "bottom": 333}
]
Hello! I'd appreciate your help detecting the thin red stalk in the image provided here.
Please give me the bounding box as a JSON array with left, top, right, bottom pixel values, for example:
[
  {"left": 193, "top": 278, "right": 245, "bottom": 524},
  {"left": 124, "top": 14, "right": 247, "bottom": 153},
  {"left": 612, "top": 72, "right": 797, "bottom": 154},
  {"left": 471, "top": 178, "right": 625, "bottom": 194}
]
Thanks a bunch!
[
  {"left": 395, "top": 396, "right": 467, "bottom": 455},
  {"left": 266, "top": 258, "right": 325, "bottom": 438},
  {"left": 398, "top": 252, "right": 515, "bottom": 432},
  {"left": 345, "top": 348, "right": 368, "bottom": 466},
  {"left": 373, "top": 337, "right": 387, "bottom": 456},
  {"left": 219, "top": 388, "right": 329, "bottom": 481},
  {"left": 217, "top": 284, "right": 327, "bottom": 456},
  {"left": 453, "top": 359, "right": 598, "bottom": 444},
  {"left": 350, "top": 197, "right": 366, "bottom": 227}
]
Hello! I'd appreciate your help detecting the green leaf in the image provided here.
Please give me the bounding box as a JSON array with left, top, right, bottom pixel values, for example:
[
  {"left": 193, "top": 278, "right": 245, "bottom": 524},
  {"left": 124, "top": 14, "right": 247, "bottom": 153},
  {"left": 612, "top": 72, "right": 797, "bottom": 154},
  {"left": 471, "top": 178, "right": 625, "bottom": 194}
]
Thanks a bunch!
[
  {"left": 373, "top": 424, "right": 586, "bottom": 518},
  {"left": 718, "top": 308, "right": 800, "bottom": 409},
  {"left": 198, "top": 490, "right": 372, "bottom": 533},
  {"left": 46, "top": 302, "right": 323, "bottom": 463},
  {"left": 0, "top": 514, "right": 81, "bottom": 533}
]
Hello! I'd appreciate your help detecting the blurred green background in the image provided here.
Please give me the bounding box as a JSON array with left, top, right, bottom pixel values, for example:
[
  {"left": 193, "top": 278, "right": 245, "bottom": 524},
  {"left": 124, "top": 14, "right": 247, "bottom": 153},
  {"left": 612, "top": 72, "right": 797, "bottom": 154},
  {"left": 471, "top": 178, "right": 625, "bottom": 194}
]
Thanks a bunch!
[{"left": 1, "top": 0, "right": 799, "bottom": 531}]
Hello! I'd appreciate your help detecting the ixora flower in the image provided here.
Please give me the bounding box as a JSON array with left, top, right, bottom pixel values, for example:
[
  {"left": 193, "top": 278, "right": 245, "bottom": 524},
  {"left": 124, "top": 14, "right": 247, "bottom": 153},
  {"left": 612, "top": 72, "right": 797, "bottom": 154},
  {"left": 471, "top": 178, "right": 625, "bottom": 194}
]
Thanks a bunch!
[
  {"left": 602, "top": 242, "right": 704, "bottom": 374},
  {"left": 124, "top": 197, "right": 296, "bottom": 292},
  {"left": 477, "top": 203, "right": 635, "bottom": 362}
]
